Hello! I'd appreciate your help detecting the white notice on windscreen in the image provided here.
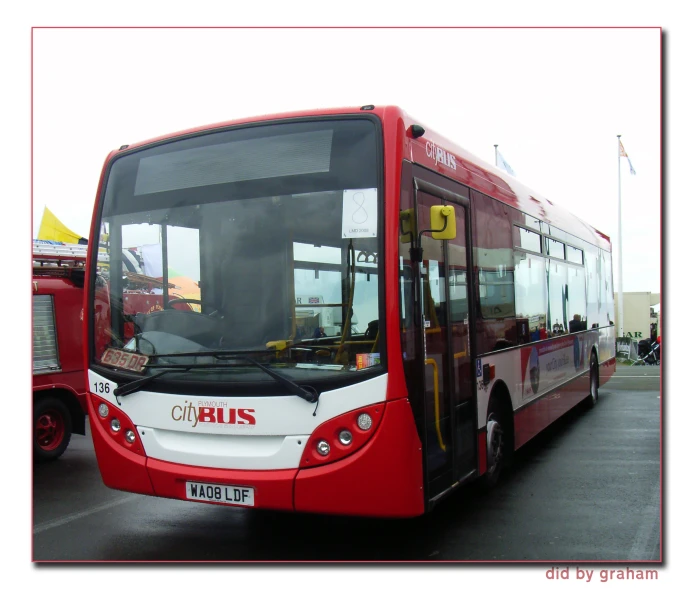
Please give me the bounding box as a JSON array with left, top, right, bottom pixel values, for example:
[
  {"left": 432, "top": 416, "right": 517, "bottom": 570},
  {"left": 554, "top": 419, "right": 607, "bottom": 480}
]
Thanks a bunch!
[{"left": 342, "top": 188, "right": 377, "bottom": 238}]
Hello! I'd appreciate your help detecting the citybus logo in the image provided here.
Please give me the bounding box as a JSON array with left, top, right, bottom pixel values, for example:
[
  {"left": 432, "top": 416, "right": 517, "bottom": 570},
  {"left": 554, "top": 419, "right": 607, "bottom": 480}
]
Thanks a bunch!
[
  {"left": 171, "top": 400, "right": 256, "bottom": 428},
  {"left": 425, "top": 141, "right": 457, "bottom": 170}
]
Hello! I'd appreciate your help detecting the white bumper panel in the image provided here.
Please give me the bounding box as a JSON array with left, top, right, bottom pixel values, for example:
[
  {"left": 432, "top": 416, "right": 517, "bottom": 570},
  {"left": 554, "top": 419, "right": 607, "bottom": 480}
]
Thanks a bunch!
[
  {"left": 88, "top": 369, "right": 387, "bottom": 469},
  {"left": 138, "top": 427, "right": 310, "bottom": 469}
]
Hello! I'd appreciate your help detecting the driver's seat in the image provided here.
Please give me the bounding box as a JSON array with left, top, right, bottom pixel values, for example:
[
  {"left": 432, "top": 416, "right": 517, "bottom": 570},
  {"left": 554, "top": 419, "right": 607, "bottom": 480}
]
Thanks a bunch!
[{"left": 364, "top": 320, "right": 379, "bottom": 340}]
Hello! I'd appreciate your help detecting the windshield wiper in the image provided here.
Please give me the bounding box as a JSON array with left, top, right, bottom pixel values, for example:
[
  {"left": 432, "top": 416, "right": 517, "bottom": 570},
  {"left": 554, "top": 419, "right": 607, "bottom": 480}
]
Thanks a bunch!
[
  {"left": 233, "top": 355, "right": 318, "bottom": 403},
  {"left": 114, "top": 367, "right": 193, "bottom": 398},
  {"left": 116, "top": 351, "right": 318, "bottom": 403},
  {"left": 113, "top": 350, "right": 264, "bottom": 398}
]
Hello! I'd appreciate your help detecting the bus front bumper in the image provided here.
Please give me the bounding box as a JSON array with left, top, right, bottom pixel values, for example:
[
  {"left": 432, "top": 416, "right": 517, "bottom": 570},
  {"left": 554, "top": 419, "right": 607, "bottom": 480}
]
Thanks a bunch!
[{"left": 89, "top": 398, "right": 425, "bottom": 517}]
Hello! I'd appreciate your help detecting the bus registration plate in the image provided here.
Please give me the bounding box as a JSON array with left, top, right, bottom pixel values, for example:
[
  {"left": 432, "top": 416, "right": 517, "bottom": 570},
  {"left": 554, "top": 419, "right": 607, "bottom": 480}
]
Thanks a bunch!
[{"left": 185, "top": 481, "right": 255, "bottom": 506}]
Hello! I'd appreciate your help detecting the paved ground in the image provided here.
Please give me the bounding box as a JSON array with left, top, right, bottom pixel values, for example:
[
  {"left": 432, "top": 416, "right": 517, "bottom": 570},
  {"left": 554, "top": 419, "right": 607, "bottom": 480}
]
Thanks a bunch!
[{"left": 32, "top": 363, "right": 661, "bottom": 562}]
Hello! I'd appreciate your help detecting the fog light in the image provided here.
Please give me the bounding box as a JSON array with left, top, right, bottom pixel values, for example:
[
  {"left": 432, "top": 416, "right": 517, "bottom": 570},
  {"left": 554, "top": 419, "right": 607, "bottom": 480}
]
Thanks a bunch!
[
  {"left": 110, "top": 418, "right": 121, "bottom": 432},
  {"left": 98, "top": 403, "right": 109, "bottom": 418},
  {"left": 357, "top": 413, "right": 373, "bottom": 431},
  {"left": 338, "top": 430, "right": 353, "bottom": 445},
  {"left": 125, "top": 430, "right": 136, "bottom": 443},
  {"left": 316, "top": 440, "right": 330, "bottom": 456}
]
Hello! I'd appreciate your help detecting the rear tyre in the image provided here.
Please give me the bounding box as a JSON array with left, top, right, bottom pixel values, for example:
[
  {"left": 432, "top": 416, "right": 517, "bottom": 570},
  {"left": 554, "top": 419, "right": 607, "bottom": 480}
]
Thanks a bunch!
[
  {"left": 34, "top": 397, "right": 72, "bottom": 462},
  {"left": 482, "top": 398, "right": 509, "bottom": 488},
  {"left": 585, "top": 353, "right": 599, "bottom": 408}
]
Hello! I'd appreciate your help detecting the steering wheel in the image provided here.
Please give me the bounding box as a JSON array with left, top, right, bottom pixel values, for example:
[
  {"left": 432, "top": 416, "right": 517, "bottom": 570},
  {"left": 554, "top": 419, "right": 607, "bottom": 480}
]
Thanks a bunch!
[
  {"left": 288, "top": 346, "right": 334, "bottom": 362},
  {"left": 165, "top": 299, "right": 212, "bottom": 312}
]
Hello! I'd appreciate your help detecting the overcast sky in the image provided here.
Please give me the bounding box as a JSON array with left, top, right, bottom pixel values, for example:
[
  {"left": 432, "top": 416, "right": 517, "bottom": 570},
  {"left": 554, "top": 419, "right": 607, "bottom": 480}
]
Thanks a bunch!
[
  {"left": 31, "top": 27, "right": 660, "bottom": 294},
  {"left": 11, "top": 1, "right": 691, "bottom": 582}
]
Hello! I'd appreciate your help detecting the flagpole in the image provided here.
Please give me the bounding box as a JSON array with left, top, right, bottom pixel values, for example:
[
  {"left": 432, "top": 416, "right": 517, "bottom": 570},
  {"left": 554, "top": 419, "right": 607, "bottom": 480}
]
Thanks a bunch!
[
  {"left": 617, "top": 135, "right": 624, "bottom": 338},
  {"left": 494, "top": 144, "right": 498, "bottom": 167}
]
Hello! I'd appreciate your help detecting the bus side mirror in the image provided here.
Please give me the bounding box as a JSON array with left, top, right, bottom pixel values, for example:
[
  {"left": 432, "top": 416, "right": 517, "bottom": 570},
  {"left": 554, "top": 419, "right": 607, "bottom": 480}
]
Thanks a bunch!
[{"left": 430, "top": 205, "right": 456, "bottom": 240}]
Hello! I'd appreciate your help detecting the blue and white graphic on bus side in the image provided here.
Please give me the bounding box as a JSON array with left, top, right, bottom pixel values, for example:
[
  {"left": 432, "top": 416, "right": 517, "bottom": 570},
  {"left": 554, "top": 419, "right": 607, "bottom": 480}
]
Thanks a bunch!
[
  {"left": 474, "top": 328, "right": 613, "bottom": 429},
  {"left": 88, "top": 369, "right": 387, "bottom": 470}
]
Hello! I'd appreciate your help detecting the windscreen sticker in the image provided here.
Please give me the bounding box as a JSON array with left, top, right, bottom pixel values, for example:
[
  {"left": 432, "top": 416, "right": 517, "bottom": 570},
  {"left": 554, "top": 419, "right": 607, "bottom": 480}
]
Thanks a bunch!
[
  {"left": 100, "top": 348, "right": 149, "bottom": 373},
  {"left": 342, "top": 188, "right": 377, "bottom": 238},
  {"left": 356, "top": 353, "right": 380, "bottom": 370}
]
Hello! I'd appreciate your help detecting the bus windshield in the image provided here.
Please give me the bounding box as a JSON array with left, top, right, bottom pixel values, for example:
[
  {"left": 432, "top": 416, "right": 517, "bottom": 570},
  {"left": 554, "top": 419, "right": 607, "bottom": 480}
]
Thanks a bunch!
[{"left": 92, "top": 118, "right": 383, "bottom": 388}]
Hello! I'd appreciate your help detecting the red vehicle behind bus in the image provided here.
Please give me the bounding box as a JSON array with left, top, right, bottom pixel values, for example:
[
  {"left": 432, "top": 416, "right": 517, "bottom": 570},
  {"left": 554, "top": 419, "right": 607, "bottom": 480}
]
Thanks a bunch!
[
  {"left": 84, "top": 106, "right": 615, "bottom": 517},
  {"left": 33, "top": 241, "right": 90, "bottom": 461}
]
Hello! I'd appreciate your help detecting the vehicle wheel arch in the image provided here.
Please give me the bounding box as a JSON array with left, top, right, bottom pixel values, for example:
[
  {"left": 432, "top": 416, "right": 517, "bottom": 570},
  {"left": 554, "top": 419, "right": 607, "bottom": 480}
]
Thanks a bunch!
[
  {"left": 487, "top": 380, "right": 515, "bottom": 448},
  {"left": 590, "top": 343, "right": 599, "bottom": 364},
  {"left": 33, "top": 387, "right": 86, "bottom": 436}
]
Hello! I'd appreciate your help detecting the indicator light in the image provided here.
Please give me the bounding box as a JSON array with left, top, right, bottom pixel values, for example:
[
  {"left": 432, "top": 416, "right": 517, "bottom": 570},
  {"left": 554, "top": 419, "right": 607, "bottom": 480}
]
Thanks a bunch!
[
  {"left": 98, "top": 403, "right": 109, "bottom": 418},
  {"left": 357, "top": 413, "right": 373, "bottom": 431},
  {"left": 409, "top": 124, "right": 426, "bottom": 138},
  {"left": 338, "top": 430, "right": 353, "bottom": 445},
  {"left": 125, "top": 430, "right": 136, "bottom": 443},
  {"left": 110, "top": 418, "right": 121, "bottom": 432}
]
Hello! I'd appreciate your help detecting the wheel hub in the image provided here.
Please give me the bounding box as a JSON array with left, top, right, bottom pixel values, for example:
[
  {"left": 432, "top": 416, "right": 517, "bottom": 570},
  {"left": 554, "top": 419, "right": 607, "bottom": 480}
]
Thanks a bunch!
[
  {"left": 486, "top": 417, "right": 503, "bottom": 473},
  {"left": 36, "top": 411, "right": 65, "bottom": 451}
]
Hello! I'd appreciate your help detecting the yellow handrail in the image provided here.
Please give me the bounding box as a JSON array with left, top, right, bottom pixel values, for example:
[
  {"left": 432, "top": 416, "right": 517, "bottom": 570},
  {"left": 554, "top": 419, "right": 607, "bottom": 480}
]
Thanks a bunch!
[
  {"left": 425, "top": 357, "right": 446, "bottom": 452},
  {"left": 335, "top": 241, "right": 355, "bottom": 365},
  {"left": 371, "top": 330, "right": 379, "bottom": 353}
]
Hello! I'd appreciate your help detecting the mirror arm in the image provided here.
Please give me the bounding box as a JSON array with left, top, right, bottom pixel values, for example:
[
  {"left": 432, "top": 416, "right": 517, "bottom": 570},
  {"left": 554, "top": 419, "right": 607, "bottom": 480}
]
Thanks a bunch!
[{"left": 410, "top": 215, "right": 449, "bottom": 263}]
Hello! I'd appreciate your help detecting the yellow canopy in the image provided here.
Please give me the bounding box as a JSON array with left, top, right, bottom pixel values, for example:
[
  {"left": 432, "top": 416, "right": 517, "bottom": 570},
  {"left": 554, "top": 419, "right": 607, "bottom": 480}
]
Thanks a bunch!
[{"left": 37, "top": 207, "right": 86, "bottom": 244}]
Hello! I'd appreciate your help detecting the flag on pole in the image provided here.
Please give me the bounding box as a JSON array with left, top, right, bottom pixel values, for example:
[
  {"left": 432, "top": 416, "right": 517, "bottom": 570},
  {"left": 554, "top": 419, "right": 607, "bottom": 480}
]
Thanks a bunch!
[
  {"left": 37, "top": 207, "right": 88, "bottom": 244},
  {"left": 619, "top": 140, "right": 636, "bottom": 175},
  {"left": 495, "top": 150, "right": 516, "bottom": 177}
]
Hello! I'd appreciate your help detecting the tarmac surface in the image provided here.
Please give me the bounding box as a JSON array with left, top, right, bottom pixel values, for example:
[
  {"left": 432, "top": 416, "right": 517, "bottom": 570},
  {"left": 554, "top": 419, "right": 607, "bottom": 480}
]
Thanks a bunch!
[{"left": 32, "top": 362, "right": 661, "bottom": 562}]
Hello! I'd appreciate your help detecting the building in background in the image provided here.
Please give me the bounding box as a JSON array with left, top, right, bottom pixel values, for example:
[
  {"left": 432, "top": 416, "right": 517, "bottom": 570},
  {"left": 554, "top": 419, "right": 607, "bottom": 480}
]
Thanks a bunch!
[{"left": 615, "top": 292, "right": 660, "bottom": 342}]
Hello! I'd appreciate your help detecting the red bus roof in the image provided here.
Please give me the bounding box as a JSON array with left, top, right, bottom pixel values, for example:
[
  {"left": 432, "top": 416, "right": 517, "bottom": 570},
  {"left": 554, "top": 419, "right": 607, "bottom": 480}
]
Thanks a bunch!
[{"left": 114, "top": 105, "right": 611, "bottom": 251}]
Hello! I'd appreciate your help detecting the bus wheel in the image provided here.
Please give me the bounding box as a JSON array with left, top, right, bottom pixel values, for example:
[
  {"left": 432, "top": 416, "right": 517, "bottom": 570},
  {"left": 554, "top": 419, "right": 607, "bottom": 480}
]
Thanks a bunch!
[
  {"left": 585, "top": 353, "right": 599, "bottom": 408},
  {"left": 34, "top": 397, "right": 72, "bottom": 462},
  {"left": 482, "top": 399, "right": 507, "bottom": 488}
]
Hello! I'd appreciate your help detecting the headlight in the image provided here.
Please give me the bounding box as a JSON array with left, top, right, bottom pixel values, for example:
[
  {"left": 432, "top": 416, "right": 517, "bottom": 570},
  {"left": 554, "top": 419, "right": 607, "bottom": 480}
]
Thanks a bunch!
[{"left": 316, "top": 440, "right": 330, "bottom": 456}]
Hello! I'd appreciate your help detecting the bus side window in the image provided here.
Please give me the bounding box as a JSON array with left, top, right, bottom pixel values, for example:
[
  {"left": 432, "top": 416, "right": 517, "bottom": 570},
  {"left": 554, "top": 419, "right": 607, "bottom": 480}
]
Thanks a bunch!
[{"left": 478, "top": 269, "right": 516, "bottom": 319}]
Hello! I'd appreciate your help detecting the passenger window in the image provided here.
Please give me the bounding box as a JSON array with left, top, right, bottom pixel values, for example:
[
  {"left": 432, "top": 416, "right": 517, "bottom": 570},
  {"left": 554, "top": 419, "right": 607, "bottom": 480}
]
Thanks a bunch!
[
  {"left": 547, "top": 259, "right": 568, "bottom": 335},
  {"left": 566, "top": 245, "right": 583, "bottom": 265},
  {"left": 514, "top": 253, "right": 547, "bottom": 340},
  {"left": 567, "top": 265, "right": 587, "bottom": 332},
  {"left": 517, "top": 227, "right": 542, "bottom": 253},
  {"left": 479, "top": 267, "right": 515, "bottom": 318},
  {"left": 545, "top": 238, "right": 565, "bottom": 260}
]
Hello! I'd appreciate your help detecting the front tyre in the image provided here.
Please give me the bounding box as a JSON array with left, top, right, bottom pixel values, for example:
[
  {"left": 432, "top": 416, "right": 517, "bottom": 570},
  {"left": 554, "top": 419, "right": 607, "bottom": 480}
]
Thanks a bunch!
[{"left": 34, "top": 397, "right": 72, "bottom": 462}]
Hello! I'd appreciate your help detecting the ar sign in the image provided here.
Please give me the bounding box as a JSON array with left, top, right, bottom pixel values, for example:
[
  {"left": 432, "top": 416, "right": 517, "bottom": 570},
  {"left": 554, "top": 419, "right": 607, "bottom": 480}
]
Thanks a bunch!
[{"left": 476, "top": 359, "right": 482, "bottom": 378}]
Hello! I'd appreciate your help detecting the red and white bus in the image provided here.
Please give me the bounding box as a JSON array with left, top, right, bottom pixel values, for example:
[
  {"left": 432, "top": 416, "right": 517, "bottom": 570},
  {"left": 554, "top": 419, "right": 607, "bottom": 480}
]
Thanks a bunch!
[{"left": 84, "top": 105, "right": 615, "bottom": 517}]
